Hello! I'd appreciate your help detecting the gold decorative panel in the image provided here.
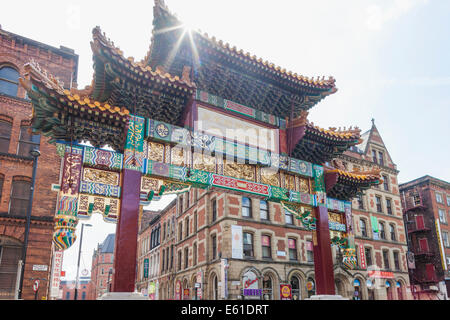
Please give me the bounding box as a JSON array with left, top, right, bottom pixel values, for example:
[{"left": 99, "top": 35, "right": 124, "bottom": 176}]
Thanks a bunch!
[
  {"left": 328, "top": 212, "right": 343, "bottom": 223},
  {"left": 82, "top": 168, "right": 119, "bottom": 186},
  {"left": 224, "top": 159, "right": 255, "bottom": 181},
  {"left": 193, "top": 152, "right": 216, "bottom": 173},
  {"left": 171, "top": 147, "right": 185, "bottom": 166},
  {"left": 141, "top": 176, "right": 162, "bottom": 193},
  {"left": 284, "top": 174, "right": 296, "bottom": 191},
  {"left": 299, "top": 177, "right": 310, "bottom": 193},
  {"left": 147, "top": 141, "right": 164, "bottom": 162},
  {"left": 260, "top": 167, "right": 280, "bottom": 187}
]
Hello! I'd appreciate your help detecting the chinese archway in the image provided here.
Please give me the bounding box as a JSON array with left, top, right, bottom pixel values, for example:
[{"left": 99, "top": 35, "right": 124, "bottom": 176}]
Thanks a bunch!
[{"left": 20, "top": 0, "right": 381, "bottom": 295}]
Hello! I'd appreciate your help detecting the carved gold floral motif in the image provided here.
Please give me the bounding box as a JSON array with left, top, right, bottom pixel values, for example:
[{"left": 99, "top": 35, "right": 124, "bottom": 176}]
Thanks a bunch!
[
  {"left": 328, "top": 212, "right": 342, "bottom": 224},
  {"left": 148, "top": 142, "right": 164, "bottom": 162},
  {"left": 141, "top": 176, "right": 161, "bottom": 192},
  {"left": 83, "top": 168, "right": 119, "bottom": 186},
  {"left": 193, "top": 152, "right": 216, "bottom": 173},
  {"left": 224, "top": 159, "right": 255, "bottom": 181},
  {"left": 171, "top": 147, "right": 185, "bottom": 166},
  {"left": 299, "top": 178, "right": 310, "bottom": 193},
  {"left": 260, "top": 167, "right": 280, "bottom": 187},
  {"left": 284, "top": 174, "right": 296, "bottom": 191}
]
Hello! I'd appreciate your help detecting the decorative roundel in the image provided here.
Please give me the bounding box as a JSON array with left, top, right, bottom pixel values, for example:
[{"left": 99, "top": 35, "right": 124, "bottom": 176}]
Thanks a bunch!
[
  {"left": 299, "top": 162, "right": 307, "bottom": 173},
  {"left": 156, "top": 123, "right": 169, "bottom": 138}
]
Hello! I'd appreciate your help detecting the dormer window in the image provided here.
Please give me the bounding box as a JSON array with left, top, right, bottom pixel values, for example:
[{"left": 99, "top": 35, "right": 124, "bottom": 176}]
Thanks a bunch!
[
  {"left": 378, "top": 151, "right": 384, "bottom": 166},
  {"left": 0, "top": 66, "right": 20, "bottom": 97}
]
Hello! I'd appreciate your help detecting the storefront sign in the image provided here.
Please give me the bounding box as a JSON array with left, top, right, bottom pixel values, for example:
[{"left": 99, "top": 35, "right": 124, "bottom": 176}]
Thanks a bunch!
[
  {"left": 231, "top": 225, "right": 243, "bottom": 259},
  {"left": 50, "top": 250, "right": 63, "bottom": 298},
  {"left": 407, "top": 251, "right": 415, "bottom": 269},
  {"left": 306, "top": 281, "right": 315, "bottom": 291},
  {"left": 329, "top": 221, "right": 347, "bottom": 232},
  {"left": 32, "top": 264, "right": 48, "bottom": 271},
  {"left": 175, "top": 280, "right": 182, "bottom": 300},
  {"left": 196, "top": 270, "right": 203, "bottom": 300},
  {"left": 359, "top": 245, "right": 367, "bottom": 269},
  {"left": 435, "top": 220, "right": 447, "bottom": 270},
  {"left": 242, "top": 269, "right": 260, "bottom": 298},
  {"left": 148, "top": 282, "right": 155, "bottom": 300},
  {"left": 143, "top": 258, "right": 149, "bottom": 279},
  {"left": 183, "top": 288, "right": 190, "bottom": 300},
  {"left": 280, "top": 284, "right": 292, "bottom": 300},
  {"left": 371, "top": 216, "right": 378, "bottom": 232},
  {"left": 221, "top": 259, "right": 228, "bottom": 299},
  {"left": 243, "top": 288, "right": 262, "bottom": 296},
  {"left": 368, "top": 271, "right": 394, "bottom": 279}
]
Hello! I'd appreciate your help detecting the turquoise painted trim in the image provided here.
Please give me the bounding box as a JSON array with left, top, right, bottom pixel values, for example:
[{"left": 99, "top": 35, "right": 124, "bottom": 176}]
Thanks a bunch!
[
  {"left": 195, "top": 90, "right": 284, "bottom": 128},
  {"left": 146, "top": 118, "right": 313, "bottom": 178}
]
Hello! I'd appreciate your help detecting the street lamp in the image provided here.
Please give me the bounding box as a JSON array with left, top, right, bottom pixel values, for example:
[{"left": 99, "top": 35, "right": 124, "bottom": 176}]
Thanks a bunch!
[
  {"left": 74, "top": 223, "right": 92, "bottom": 300},
  {"left": 17, "top": 148, "right": 40, "bottom": 300}
]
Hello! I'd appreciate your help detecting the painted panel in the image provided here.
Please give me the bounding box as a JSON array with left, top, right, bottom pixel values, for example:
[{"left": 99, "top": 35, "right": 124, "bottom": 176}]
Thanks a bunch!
[{"left": 196, "top": 105, "right": 278, "bottom": 153}]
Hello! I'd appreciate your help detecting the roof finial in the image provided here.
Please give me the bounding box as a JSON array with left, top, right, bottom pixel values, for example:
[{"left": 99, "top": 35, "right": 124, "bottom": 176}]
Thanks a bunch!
[{"left": 371, "top": 118, "right": 375, "bottom": 126}]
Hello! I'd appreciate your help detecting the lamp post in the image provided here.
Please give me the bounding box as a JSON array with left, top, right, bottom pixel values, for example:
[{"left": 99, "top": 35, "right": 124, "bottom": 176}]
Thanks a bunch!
[
  {"left": 17, "top": 148, "right": 40, "bottom": 300},
  {"left": 74, "top": 223, "right": 92, "bottom": 300}
]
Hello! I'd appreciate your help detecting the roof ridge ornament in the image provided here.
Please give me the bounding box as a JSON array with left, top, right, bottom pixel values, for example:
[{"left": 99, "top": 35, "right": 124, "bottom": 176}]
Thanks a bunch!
[{"left": 22, "top": 59, "right": 65, "bottom": 92}]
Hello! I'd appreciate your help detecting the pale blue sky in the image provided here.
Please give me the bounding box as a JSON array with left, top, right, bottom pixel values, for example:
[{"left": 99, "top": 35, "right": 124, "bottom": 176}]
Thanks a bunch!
[{"left": 2, "top": 0, "right": 448, "bottom": 280}]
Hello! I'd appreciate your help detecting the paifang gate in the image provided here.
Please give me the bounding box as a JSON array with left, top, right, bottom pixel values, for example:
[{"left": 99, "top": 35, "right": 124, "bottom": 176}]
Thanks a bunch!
[{"left": 20, "top": 1, "right": 382, "bottom": 296}]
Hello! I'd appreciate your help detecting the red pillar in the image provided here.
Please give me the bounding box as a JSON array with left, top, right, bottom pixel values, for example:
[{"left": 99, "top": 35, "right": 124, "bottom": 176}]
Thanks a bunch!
[
  {"left": 312, "top": 205, "right": 336, "bottom": 295},
  {"left": 112, "top": 169, "right": 141, "bottom": 292},
  {"left": 312, "top": 164, "right": 336, "bottom": 296},
  {"left": 112, "top": 115, "right": 145, "bottom": 292}
]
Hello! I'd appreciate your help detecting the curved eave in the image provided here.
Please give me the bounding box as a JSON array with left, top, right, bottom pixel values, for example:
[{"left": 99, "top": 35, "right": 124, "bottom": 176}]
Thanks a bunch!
[
  {"left": 20, "top": 70, "right": 129, "bottom": 152},
  {"left": 290, "top": 124, "right": 361, "bottom": 164},
  {"left": 193, "top": 31, "right": 337, "bottom": 93},
  {"left": 91, "top": 27, "right": 196, "bottom": 99},
  {"left": 149, "top": 1, "right": 337, "bottom": 93},
  {"left": 325, "top": 170, "right": 381, "bottom": 200}
]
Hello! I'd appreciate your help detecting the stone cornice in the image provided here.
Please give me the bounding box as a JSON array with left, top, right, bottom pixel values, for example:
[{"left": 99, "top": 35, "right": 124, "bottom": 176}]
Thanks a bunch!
[{"left": 338, "top": 153, "right": 399, "bottom": 175}]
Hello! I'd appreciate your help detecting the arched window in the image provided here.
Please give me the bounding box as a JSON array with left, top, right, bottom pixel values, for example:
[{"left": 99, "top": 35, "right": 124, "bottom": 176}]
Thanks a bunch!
[
  {"left": 262, "top": 274, "right": 273, "bottom": 300},
  {"left": 379, "top": 222, "right": 386, "bottom": 239},
  {"left": 0, "top": 119, "right": 12, "bottom": 153},
  {"left": 290, "top": 275, "right": 301, "bottom": 300},
  {"left": 9, "top": 177, "right": 31, "bottom": 216},
  {"left": 390, "top": 224, "right": 396, "bottom": 241},
  {"left": 0, "top": 66, "right": 20, "bottom": 96},
  {"left": 0, "top": 236, "right": 23, "bottom": 299},
  {"left": 193, "top": 242, "right": 197, "bottom": 266},
  {"left": 184, "top": 247, "right": 189, "bottom": 269}
]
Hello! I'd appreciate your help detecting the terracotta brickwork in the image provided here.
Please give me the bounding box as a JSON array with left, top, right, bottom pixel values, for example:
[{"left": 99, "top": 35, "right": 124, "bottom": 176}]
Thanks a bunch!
[{"left": 0, "top": 27, "right": 78, "bottom": 300}]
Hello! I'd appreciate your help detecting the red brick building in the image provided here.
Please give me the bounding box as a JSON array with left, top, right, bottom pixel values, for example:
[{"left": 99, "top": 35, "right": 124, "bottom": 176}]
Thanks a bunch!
[
  {"left": 337, "top": 120, "right": 412, "bottom": 300},
  {"left": 400, "top": 175, "right": 450, "bottom": 300},
  {"left": 89, "top": 233, "right": 115, "bottom": 299},
  {"left": 135, "top": 121, "right": 412, "bottom": 300},
  {"left": 137, "top": 200, "right": 176, "bottom": 299},
  {"left": 0, "top": 27, "right": 78, "bottom": 299},
  {"left": 59, "top": 278, "right": 91, "bottom": 300}
]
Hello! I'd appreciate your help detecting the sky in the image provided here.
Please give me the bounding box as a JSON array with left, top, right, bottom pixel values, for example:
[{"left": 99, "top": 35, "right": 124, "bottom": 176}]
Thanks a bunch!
[{"left": 1, "top": 0, "right": 449, "bottom": 280}]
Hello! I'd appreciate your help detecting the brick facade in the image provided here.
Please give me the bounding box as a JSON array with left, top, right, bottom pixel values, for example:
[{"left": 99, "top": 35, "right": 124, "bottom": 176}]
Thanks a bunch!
[
  {"left": 0, "top": 27, "right": 78, "bottom": 300},
  {"left": 135, "top": 121, "right": 413, "bottom": 300},
  {"left": 400, "top": 175, "right": 450, "bottom": 299}
]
